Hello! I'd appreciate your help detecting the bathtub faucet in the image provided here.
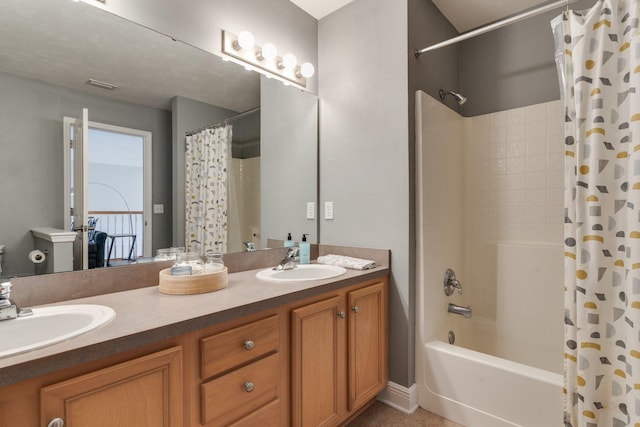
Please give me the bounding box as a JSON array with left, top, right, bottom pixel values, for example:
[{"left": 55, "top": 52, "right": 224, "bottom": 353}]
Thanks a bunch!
[
  {"left": 448, "top": 303, "right": 472, "bottom": 319},
  {"left": 444, "top": 268, "right": 463, "bottom": 296}
]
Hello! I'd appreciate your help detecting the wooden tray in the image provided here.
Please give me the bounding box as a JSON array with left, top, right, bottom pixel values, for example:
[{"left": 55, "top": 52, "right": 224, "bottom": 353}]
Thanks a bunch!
[{"left": 159, "top": 266, "right": 228, "bottom": 295}]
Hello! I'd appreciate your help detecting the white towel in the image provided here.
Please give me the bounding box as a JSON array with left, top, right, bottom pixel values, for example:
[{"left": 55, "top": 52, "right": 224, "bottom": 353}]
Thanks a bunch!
[{"left": 317, "top": 254, "right": 376, "bottom": 270}]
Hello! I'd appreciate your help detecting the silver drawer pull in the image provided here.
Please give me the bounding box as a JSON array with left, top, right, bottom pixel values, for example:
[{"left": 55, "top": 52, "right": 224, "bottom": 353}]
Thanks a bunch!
[
  {"left": 337, "top": 311, "right": 346, "bottom": 318},
  {"left": 244, "top": 340, "right": 255, "bottom": 351},
  {"left": 352, "top": 306, "right": 360, "bottom": 313},
  {"left": 244, "top": 381, "right": 255, "bottom": 393},
  {"left": 47, "top": 418, "right": 64, "bottom": 427}
]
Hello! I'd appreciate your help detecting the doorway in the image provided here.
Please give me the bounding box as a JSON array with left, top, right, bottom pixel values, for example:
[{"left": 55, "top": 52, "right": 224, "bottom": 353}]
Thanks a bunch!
[{"left": 64, "top": 117, "right": 152, "bottom": 267}]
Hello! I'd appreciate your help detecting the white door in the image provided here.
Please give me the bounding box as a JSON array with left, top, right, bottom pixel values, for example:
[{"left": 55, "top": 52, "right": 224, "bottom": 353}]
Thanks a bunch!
[
  {"left": 87, "top": 123, "right": 152, "bottom": 260},
  {"left": 70, "top": 108, "right": 89, "bottom": 270}
]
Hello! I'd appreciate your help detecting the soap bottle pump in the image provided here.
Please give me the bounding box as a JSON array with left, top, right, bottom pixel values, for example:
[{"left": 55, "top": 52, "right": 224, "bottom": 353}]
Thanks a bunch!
[
  {"left": 284, "top": 232, "right": 295, "bottom": 248},
  {"left": 299, "top": 234, "right": 310, "bottom": 264}
]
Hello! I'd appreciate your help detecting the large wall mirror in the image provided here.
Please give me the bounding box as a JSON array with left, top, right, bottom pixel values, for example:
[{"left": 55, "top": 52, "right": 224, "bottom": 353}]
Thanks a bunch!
[{"left": 0, "top": 0, "right": 318, "bottom": 278}]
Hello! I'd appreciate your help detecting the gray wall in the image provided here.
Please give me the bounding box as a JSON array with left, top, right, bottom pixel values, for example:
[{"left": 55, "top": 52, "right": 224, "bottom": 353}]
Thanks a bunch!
[
  {"left": 0, "top": 72, "right": 171, "bottom": 277},
  {"left": 232, "top": 112, "right": 260, "bottom": 159},
  {"left": 170, "top": 96, "right": 237, "bottom": 247},
  {"left": 459, "top": 0, "right": 597, "bottom": 116},
  {"left": 406, "top": 4, "right": 462, "bottom": 387},
  {"left": 102, "top": 0, "right": 318, "bottom": 94},
  {"left": 260, "top": 76, "right": 318, "bottom": 247},
  {"left": 409, "top": 0, "right": 461, "bottom": 111},
  {"left": 411, "top": 0, "right": 597, "bottom": 117},
  {"left": 318, "top": 0, "right": 411, "bottom": 387}
]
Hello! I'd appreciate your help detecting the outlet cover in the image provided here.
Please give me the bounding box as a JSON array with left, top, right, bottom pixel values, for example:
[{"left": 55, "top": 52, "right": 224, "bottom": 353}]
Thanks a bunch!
[
  {"left": 306, "top": 202, "right": 315, "bottom": 219},
  {"left": 324, "top": 201, "right": 334, "bottom": 220},
  {"left": 153, "top": 204, "right": 164, "bottom": 214}
]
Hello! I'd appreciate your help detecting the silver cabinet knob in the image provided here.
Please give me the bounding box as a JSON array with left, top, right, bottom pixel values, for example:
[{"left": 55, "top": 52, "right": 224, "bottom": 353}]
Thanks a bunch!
[
  {"left": 244, "top": 340, "right": 255, "bottom": 351},
  {"left": 352, "top": 306, "right": 360, "bottom": 313},
  {"left": 337, "top": 311, "right": 346, "bottom": 318},
  {"left": 47, "top": 418, "right": 64, "bottom": 427},
  {"left": 244, "top": 381, "right": 255, "bottom": 392}
]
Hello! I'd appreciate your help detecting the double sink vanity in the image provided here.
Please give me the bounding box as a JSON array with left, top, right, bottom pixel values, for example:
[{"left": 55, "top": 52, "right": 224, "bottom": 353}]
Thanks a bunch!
[{"left": 0, "top": 245, "right": 389, "bottom": 426}]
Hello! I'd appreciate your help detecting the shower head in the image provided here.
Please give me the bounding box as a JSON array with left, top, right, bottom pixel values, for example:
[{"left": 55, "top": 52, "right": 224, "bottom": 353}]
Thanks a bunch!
[{"left": 439, "top": 89, "right": 467, "bottom": 105}]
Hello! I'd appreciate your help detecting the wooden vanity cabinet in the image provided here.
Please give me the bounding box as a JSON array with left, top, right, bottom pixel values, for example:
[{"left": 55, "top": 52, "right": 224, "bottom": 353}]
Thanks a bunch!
[
  {"left": 0, "top": 274, "right": 387, "bottom": 427},
  {"left": 41, "top": 346, "right": 183, "bottom": 427},
  {"left": 290, "top": 278, "right": 388, "bottom": 427}
]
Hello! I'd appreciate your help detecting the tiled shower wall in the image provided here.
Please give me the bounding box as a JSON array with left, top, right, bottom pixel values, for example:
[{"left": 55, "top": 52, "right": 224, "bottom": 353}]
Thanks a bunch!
[
  {"left": 230, "top": 157, "right": 260, "bottom": 253},
  {"left": 418, "top": 92, "right": 565, "bottom": 372},
  {"left": 462, "top": 100, "right": 564, "bottom": 321},
  {"left": 464, "top": 100, "right": 564, "bottom": 244}
]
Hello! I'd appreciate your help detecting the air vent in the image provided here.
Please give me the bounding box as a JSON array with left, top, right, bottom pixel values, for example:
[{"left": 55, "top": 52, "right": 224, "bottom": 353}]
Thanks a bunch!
[{"left": 86, "top": 79, "right": 117, "bottom": 90}]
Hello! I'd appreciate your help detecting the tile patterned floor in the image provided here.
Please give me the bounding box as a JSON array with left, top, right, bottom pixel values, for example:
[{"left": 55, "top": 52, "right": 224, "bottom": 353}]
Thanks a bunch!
[{"left": 347, "top": 401, "right": 465, "bottom": 427}]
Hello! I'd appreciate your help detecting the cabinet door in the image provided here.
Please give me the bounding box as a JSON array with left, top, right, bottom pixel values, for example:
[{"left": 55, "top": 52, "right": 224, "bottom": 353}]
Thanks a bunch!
[
  {"left": 41, "top": 346, "right": 183, "bottom": 427},
  {"left": 347, "top": 281, "right": 388, "bottom": 410},
  {"left": 291, "top": 295, "right": 346, "bottom": 427}
]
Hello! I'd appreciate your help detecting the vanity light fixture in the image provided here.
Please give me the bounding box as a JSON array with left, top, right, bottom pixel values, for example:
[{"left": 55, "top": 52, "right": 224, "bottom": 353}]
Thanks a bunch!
[
  {"left": 278, "top": 53, "right": 297, "bottom": 70},
  {"left": 233, "top": 31, "right": 255, "bottom": 51},
  {"left": 297, "top": 62, "right": 315, "bottom": 79},
  {"left": 221, "top": 29, "right": 313, "bottom": 88},
  {"left": 257, "top": 43, "right": 278, "bottom": 61}
]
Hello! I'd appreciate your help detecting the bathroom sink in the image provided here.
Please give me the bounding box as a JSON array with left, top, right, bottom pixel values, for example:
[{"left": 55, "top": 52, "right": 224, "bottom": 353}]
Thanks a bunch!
[
  {"left": 0, "top": 304, "right": 115, "bottom": 358},
  {"left": 256, "top": 264, "right": 347, "bottom": 282}
]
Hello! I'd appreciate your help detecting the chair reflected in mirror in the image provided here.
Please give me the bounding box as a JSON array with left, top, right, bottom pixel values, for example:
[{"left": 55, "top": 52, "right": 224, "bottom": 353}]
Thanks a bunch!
[{"left": 88, "top": 231, "right": 108, "bottom": 269}]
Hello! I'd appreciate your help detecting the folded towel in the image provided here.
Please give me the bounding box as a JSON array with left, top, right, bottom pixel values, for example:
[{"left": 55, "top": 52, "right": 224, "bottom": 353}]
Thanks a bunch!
[{"left": 317, "top": 254, "right": 376, "bottom": 270}]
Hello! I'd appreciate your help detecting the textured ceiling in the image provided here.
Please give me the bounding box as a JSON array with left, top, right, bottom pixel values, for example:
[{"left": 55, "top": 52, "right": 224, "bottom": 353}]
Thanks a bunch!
[
  {"left": 3, "top": 0, "right": 559, "bottom": 113},
  {"left": 291, "top": 0, "right": 551, "bottom": 32},
  {"left": 289, "top": 0, "right": 356, "bottom": 19},
  {"left": 430, "top": 0, "right": 551, "bottom": 32},
  {"left": 0, "top": 0, "right": 260, "bottom": 112}
]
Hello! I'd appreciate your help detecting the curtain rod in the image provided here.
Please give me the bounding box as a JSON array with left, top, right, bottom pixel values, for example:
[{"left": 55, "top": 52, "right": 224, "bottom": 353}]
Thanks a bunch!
[
  {"left": 185, "top": 106, "right": 260, "bottom": 136},
  {"left": 415, "top": 0, "right": 576, "bottom": 57}
]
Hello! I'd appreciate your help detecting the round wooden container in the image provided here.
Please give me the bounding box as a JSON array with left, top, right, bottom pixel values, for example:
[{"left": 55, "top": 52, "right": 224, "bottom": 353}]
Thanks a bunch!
[{"left": 158, "top": 266, "right": 228, "bottom": 295}]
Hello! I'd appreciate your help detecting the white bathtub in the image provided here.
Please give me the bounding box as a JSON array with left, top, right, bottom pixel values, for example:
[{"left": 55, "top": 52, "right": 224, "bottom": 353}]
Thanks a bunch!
[
  {"left": 417, "top": 340, "right": 563, "bottom": 427},
  {"left": 414, "top": 92, "right": 565, "bottom": 426}
]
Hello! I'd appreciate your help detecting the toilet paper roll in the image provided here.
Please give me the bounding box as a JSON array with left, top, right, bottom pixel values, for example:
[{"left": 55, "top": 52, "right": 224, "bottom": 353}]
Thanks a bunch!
[{"left": 28, "top": 249, "right": 46, "bottom": 264}]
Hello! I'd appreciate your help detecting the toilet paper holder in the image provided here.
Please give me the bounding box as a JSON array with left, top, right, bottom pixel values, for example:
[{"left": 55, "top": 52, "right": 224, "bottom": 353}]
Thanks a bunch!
[{"left": 28, "top": 249, "right": 48, "bottom": 264}]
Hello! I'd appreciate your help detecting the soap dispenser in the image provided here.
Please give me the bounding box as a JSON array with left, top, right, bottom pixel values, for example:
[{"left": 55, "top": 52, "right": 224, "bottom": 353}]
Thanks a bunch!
[
  {"left": 284, "top": 232, "right": 295, "bottom": 248},
  {"left": 299, "top": 234, "right": 310, "bottom": 264}
]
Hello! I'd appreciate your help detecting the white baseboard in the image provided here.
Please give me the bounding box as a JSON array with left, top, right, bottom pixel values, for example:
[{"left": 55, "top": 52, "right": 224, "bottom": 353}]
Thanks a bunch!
[{"left": 377, "top": 381, "right": 419, "bottom": 414}]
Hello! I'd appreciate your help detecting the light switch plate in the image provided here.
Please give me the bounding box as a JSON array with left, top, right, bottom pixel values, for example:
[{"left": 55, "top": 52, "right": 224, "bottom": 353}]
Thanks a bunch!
[
  {"left": 306, "top": 202, "right": 315, "bottom": 219},
  {"left": 324, "top": 201, "right": 334, "bottom": 220},
  {"left": 153, "top": 204, "right": 164, "bottom": 214}
]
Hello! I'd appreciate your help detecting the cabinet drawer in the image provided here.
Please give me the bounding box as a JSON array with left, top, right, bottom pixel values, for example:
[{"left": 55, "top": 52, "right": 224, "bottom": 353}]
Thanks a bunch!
[
  {"left": 200, "top": 314, "right": 279, "bottom": 379},
  {"left": 201, "top": 352, "right": 280, "bottom": 425},
  {"left": 230, "top": 398, "right": 281, "bottom": 426}
]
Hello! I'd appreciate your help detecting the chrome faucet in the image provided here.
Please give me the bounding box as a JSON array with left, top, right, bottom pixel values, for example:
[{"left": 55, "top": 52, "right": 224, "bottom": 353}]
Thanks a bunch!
[
  {"left": 0, "top": 282, "right": 32, "bottom": 321},
  {"left": 448, "top": 303, "right": 472, "bottom": 319},
  {"left": 274, "top": 247, "right": 299, "bottom": 271},
  {"left": 243, "top": 242, "right": 256, "bottom": 252},
  {"left": 444, "top": 269, "right": 463, "bottom": 296}
]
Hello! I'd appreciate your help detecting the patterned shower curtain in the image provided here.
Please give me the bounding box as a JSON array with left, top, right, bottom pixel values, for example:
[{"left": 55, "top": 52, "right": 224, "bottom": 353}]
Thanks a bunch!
[
  {"left": 184, "top": 125, "right": 232, "bottom": 255},
  {"left": 554, "top": 1, "right": 640, "bottom": 425}
]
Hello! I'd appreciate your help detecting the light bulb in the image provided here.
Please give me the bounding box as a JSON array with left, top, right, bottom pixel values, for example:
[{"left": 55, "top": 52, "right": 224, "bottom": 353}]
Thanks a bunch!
[
  {"left": 234, "top": 31, "right": 255, "bottom": 50},
  {"left": 258, "top": 43, "right": 278, "bottom": 61},
  {"left": 279, "top": 53, "right": 297, "bottom": 69},
  {"left": 298, "top": 62, "right": 315, "bottom": 78}
]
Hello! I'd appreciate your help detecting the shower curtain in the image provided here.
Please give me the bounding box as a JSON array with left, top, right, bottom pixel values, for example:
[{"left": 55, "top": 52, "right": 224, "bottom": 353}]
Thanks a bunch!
[
  {"left": 185, "top": 125, "right": 232, "bottom": 255},
  {"left": 554, "top": 1, "right": 640, "bottom": 425}
]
